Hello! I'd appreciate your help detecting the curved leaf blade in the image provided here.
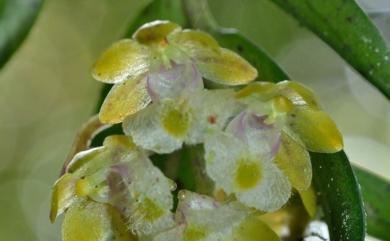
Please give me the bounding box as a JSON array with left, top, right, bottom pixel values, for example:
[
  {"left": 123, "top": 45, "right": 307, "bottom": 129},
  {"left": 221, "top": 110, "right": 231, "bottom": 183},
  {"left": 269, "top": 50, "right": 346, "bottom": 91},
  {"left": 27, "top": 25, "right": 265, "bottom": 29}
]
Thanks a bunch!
[
  {"left": 269, "top": 0, "right": 390, "bottom": 99},
  {"left": 0, "top": 0, "right": 44, "bottom": 69},
  {"left": 311, "top": 152, "right": 365, "bottom": 241},
  {"left": 353, "top": 166, "right": 390, "bottom": 241}
]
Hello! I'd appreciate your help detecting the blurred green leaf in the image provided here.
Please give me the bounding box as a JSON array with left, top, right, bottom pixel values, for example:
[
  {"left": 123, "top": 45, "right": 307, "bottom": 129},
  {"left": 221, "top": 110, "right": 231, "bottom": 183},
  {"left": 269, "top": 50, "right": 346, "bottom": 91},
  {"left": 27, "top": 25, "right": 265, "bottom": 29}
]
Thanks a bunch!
[
  {"left": 0, "top": 0, "right": 44, "bottom": 69},
  {"left": 269, "top": 0, "right": 390, "bottom": 99},
  {"left": 353, "top": 166, "right": 390, "bottom": 240}
]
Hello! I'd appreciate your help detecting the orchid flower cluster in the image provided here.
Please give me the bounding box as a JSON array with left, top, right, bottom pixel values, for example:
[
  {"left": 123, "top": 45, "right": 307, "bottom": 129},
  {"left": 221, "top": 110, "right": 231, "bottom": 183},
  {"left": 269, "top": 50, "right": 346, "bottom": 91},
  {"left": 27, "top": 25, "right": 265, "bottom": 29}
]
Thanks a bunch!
[{"left": 50, "top": 20, "right": 343, "bottom": 241}]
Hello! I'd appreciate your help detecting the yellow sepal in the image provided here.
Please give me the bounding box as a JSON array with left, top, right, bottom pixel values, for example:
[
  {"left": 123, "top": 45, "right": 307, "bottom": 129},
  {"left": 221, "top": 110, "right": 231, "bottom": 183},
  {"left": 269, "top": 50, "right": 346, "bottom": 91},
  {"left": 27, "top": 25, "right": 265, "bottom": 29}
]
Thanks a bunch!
[
  {"left": 50, "top": 173, "right": 77, "bottom": 223},
  {"left": 62, "top": 200, "right": 137, "bottom": 241},
  {"left": 168, "top": 29, "right": 220, "bottom": 56},
  {"left": 99, "top": 75, "right": 151, "bottom": 124},
  {"left": 288, "top": 107, "right": 343, "bottom": 153},
  {"left": 133, "top": 20, "right": 181, "bottom": 45},
  {"left": 92, "top": 39, "right": 149, "bottom": 83},
  {"left": 298, "top": 185, "right": 317, "bottom": 218},
  {"left": 230, "top": 216, "right": 281, "bottom": 241},
  {"left": 195, "top": 48, "right": 258, "bottom": 85}
]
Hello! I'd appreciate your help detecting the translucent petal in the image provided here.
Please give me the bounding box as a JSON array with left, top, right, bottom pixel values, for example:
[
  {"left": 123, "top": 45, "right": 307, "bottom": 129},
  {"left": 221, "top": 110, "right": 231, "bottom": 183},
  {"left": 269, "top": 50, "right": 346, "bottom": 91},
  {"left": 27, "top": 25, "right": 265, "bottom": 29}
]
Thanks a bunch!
[
  {"left": 194, "top": 48, "right": 258, "bottom": 85},
  {"left": 175, "top": 191, "right": 249, "bottom": 240},
  {"left": 275, "top": 131, "right": 312, "bottom": 191},
  {"left": 168, "top": 29, "right": 220, "bottom": 57},
  {"left": 50, "top": 173, "right": 77, "bottom": 223},
  {"left": 123, "top": 103, "right": 183, "bottom": 153},
  {"left": 237, "top": 160, "right": 291, "bottom": 212},
  {"left": 298, "top": 185, "right": 317, "bottom": 218},
  {"left": 125, "top": 155, "right": 175, "bottom": 236},
  {"left": 277, "top": 81, "right": 320, "bottom": 109},
  {"left": 154, "top": 192, "right": 278, "bottom": 241},
  {"left": 66, "top": 147, "right": 107, "bottom": 176},
  {"left": 99, "top": 76, "right": 151, "bottom": 124},
  {"left": 92, "top": 39, "right": 149, "bottom": 83},
  {"left": 229, "top": 216, "right": 282, "bottom": 241},
  {"left": 204, "top": 131, "right": 291, "bottom": 212},
  {"left": 186, "top": 89, "right": 242, "bottom": 144},
  {"left": 227, "top": 111, "right": 281, "bottom": 160},
  {"left": 133, "top": 20, "right": 181, "bottom": 45},
  {"left": 62, "top": 200, "right": 137, "bottom": 241},
  {"left": 204, "top": 131, "right": 245, "bottom": 193},
  {"left": 287, "top": 107, "right": 343, "bottom": 153},
  {"left": 146, "top": 62, "right": 203, "bottom": 102}
]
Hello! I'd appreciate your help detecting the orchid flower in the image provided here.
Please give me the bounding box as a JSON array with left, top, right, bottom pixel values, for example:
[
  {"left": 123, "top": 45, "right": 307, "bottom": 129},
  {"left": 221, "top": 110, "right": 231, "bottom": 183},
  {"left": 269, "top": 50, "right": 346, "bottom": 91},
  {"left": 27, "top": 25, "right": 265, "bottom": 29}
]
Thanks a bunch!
[
  {"left": 122, "top": 88, "right": 241, "bottom": 153},
  {"left": 92, "top": 20, "right": 257, "bottom": 124},
  {"left": 204, "top": 111, "right": 292, "bottom": 212},
  {"left": 152, "top": 191, "right": 281, "bottom": 241},
  {"left": 51, "top": 135, "right": 176, "bottom": 238},
  {"left": 50, "top": 19, "right": 346, "bottom": 241}
]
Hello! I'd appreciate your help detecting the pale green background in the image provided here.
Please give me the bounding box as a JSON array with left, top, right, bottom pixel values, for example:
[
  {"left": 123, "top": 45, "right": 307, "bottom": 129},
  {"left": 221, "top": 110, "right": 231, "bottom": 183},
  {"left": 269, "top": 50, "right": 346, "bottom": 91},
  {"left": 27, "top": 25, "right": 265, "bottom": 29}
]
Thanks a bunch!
[{"left": 0, "top": 0, "right": 389, "bottom": 240}]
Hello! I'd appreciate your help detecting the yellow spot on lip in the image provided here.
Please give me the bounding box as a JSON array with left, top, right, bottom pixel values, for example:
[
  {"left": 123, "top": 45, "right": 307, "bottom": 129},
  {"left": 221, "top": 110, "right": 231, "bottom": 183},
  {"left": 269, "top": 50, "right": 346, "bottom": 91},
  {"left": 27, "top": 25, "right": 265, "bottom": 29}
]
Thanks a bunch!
[
  {"left": 161, "top": 103, "right": 190, "bottom": 138},
  {"left": 183, "top": 225, "right": 208, "bottom": 241},
  {"left": 138, "top": 197, "right": 164, "bottom": 222},
  {"left": 235, "top": 159, "right": 262, "bottom": 190}
]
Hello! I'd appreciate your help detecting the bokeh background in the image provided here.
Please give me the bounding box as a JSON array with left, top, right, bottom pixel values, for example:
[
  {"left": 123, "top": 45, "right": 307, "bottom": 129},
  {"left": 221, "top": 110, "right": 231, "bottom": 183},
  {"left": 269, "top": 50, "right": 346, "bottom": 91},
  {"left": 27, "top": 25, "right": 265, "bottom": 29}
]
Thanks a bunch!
[{"left": 0, "top": 0, "right": 389, "bottom": 240}]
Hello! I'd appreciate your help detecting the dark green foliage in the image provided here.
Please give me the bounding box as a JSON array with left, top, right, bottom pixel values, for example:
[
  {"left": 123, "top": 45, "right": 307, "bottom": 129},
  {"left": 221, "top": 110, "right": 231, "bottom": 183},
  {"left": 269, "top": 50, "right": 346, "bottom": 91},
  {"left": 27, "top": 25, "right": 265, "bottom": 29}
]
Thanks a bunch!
[
  {"left": 0, "top": 0, "right": 44, "bottom": 68},
  {"left": 353, "top": 166, "right": 390, "bottom": 240},
  {"left": 269, "top": 0, "right": 390, "bottom": 99}
]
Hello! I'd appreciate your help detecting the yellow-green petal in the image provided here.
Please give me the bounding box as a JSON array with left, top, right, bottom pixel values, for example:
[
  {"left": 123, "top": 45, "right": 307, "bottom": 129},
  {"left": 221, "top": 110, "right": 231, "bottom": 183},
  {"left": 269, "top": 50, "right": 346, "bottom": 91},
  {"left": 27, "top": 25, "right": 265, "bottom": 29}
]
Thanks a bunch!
[
  {"left": 133, "top": 20, "right": 181, "bottom": 45},
  {"left": 195, "top": 48, "right": 258, "bottom": 85},
  {"left": 103, "top": 135, "right": 136, "bottom": 150},
  {"left": 277, "top": 81, "right": 320, "bottom": 109},
  {"left": 168, "top": 29, "right": 220, "bottom": 56},
  {"left": 230, "top": 216, "right": 281, "bottom": 241},
  {"left": 235, "top": 82, "right": 276, "bottom": 100},
  {"left": 50, "top": 173, "right": 77, "bottom": 223},
  {"left": 92, "top": 39, "right": 149, "bottom": 84},
  {"left": 62, "top": 200, "right": 137, "bottom": 241},
  {"left": 275, "top": 132, "right": 312, "bottom": 191},
  {"left": 99, "top": 76, "right": 151, "bottom": 124},
  {"left": 298, "top": 185, "right": 317, "bottom": 218},
  {"left": 288, "top": 107, "right": 343, "bottom": 153}
]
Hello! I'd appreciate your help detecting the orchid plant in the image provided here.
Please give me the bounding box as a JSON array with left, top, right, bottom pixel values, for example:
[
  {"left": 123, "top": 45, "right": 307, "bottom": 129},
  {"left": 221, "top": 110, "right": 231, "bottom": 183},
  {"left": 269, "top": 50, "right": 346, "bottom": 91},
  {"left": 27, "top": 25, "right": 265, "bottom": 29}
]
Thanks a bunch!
[
  {"left": 50, "top": 20, "right": 344, "bottom": 241},
  {"left": 1, "top": 0, "right": 390, "bottom": 240}
]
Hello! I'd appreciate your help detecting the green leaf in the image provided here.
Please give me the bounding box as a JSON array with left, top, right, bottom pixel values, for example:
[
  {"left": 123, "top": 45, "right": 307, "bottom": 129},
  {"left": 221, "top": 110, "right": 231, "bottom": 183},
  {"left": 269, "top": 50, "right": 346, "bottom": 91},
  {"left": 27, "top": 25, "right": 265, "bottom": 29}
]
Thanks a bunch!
[
  {"left": 269, "top": 0, "right": 390, "bottom": 99},
  {"left": 0, "top": 0, "right": 44, "bottom": 69},
  {"left": 183, "top": 1, "right": 366, "bottom": 240},
  {"left": 311, "top": 152, "right": 365, "bottom": 241},
  {"left": 353, "top": 166, "right": 390, "bottom": 241}
]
